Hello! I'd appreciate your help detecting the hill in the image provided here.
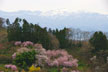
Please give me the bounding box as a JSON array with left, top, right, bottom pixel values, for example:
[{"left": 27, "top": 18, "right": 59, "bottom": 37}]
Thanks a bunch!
[{"left": 0, "top": 10, "right": 108, "bottom": 32}]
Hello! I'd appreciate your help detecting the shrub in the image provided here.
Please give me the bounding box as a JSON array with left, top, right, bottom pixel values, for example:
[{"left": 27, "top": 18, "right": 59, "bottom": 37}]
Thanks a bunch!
[
  {"left": 13, "top": 50, "right": 36, "bottom": 69},
  {"left": 34, "top": 44, "right": 79, "bottom": 68},
  {"left": 12, "top": 43, "right": 79, "bottom": 71}
]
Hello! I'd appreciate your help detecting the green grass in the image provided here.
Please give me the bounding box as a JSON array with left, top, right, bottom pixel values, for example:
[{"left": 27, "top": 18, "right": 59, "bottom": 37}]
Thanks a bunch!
[
  {"left": 47, "top": 67, "right": 59, "bottom": 72},
  {"left": 66, "top": 47, "right": 91, "bottom": 72},
  {"left": 78, "top": 60, "right": 90, "bottom": 72},
  {"left": 0, "top": 64, "right": 4, "bottom": 67},
  {"left": 0, "top": 64, "right": 5, "bottom": 71}
]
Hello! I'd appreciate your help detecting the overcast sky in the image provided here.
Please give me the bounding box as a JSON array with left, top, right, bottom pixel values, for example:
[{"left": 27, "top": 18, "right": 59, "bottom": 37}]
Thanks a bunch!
[{"left": 0, "top": 0, "right": 108, "bottom": 14}]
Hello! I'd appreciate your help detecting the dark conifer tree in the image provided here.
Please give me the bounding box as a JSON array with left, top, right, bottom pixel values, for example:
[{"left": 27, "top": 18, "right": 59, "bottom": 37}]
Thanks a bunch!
[
  {"left": 22, "top": 19, "right": 31, "bottom": 41},
  {"left": 6, "top": 18, "right": 58, "bottom": 49},
  {"left": 89, "top": 31, "right": 108, "bottom": 53}
]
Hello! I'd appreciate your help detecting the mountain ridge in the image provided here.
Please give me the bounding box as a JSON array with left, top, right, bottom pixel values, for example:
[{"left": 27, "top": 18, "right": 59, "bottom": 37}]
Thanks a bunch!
[{"left": 0, "top": 10, "right": 108, "bottom": 32}]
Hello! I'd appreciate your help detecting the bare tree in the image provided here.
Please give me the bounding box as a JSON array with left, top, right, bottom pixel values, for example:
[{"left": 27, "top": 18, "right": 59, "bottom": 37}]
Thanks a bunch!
[
  {"left": 69, "top": 28, "right": 92, "bottom": 41},
  {"left": 82, "top": 31, "right": 90, "bottom": 41}
]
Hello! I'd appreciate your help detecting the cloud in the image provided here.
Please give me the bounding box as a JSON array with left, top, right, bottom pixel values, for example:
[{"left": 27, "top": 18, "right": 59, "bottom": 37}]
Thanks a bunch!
[
  {"left": 104, "top": 0, "right": 108, "bottom": 10},
  {"left": 0, "top": 0, "right": 3, "bottom": 8},
  {"left": 0, "top": 0, "right": 108, "bottom": 14}
]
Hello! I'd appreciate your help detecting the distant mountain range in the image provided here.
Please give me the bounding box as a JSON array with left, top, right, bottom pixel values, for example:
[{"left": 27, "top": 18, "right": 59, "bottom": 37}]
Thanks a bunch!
[{"left": 0, "top": 10, "right": 108, "bottom": 32}]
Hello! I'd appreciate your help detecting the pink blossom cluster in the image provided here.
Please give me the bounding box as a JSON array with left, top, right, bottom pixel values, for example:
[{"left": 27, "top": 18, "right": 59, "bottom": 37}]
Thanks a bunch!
[
  {"left": 22, "top": 41, "right": 34, "bottom": 47},
  {"left": 46, "top": 50, "right": 78, "bottom": 67},
  {"left": 34, "top": 44, "right": 46, "bottom": 55},
  {"left": 14, "top": 41, "right": 21, "bottom": 46},
  {"left": 5, "top": 64, "right": 17, "bottom": 71},
  {"left": 34, "top": 44, "right": 43, "bottom": 49},
  {"left": 17, "top": 47, "right": 30, "bottom": 53},
  {"left": 34, "top": 44, "right": 78, "bottom": 67},
  {"left": 35, "top": 44, "right": 48, "bottom": 67},
  {"left": 36, "top": 55, "right": 48, "bottom": 67},
  {"left": 12, "top": 53, "right": 16, "bottom": 59},
  {"left": 13, "top": 42, "right": 79, "bottom": 69},
  {"left": 14, "top": 41, "right": 34, "bottom": 47},
  {"left": 46, "top": 50, "right": 68, "bottom": 57}
]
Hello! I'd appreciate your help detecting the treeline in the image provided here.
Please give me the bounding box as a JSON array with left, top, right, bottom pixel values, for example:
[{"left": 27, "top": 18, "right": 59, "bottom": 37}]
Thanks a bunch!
[
  {"left": 0, "top": 17, "right": 92, "bottom": 49},
  {"left": 48, "top": 28, "right": 70, "bottom": 48},
  {"left": 6, "top": 18, "right": 71, "bottom": 49},
  {"left": 5, "top": 17, "right": 108, "bottom": 50}
]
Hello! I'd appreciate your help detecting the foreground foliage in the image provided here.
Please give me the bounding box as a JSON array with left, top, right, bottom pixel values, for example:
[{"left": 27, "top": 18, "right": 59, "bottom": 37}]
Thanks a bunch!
[
  {"left": 4, "top": 41, "right": 80, "bottom": 72},
  {"left": 13, "top": 50, "right": 36, "bottom": 70}
]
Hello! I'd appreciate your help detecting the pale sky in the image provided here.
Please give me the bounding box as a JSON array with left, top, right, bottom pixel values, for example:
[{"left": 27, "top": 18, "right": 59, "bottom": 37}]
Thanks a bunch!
[{"left": 0, "top": 0, "right": 108, "bottom": 14}]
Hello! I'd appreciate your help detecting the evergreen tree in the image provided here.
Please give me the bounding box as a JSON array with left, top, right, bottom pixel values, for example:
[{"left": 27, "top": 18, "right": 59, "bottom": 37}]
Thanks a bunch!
[
  {"left": 7, "top": 18, "right": 53, "bottom": 50},
  {"left": 22, "top": 19, "right": 31, "bottom": 41},
  {"left": 13, "top": 18, "right": 22, "bottom": 41},
  {"left": 7, "top": 18, "right": 22, "bottom": 41},
  {"left": 89, "top": 31, "right": 108, "bottom": 53},
  {"left": 52, "top": 28, "right": 70, "bottom": 48}
]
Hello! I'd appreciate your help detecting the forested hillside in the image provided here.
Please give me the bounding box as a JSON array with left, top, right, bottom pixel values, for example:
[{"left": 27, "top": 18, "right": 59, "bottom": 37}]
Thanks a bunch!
[{"left": 0, "top": 17, "right": 108, "bottom": 72}]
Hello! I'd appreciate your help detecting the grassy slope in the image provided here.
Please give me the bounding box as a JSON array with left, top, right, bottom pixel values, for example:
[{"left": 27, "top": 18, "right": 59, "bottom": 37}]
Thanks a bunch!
[
  {"left": 0, "top": 28, "right": 8, "bottom": 43},
  {"left": 66, "top": 41, "right": 92, "bottom": 72}
]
